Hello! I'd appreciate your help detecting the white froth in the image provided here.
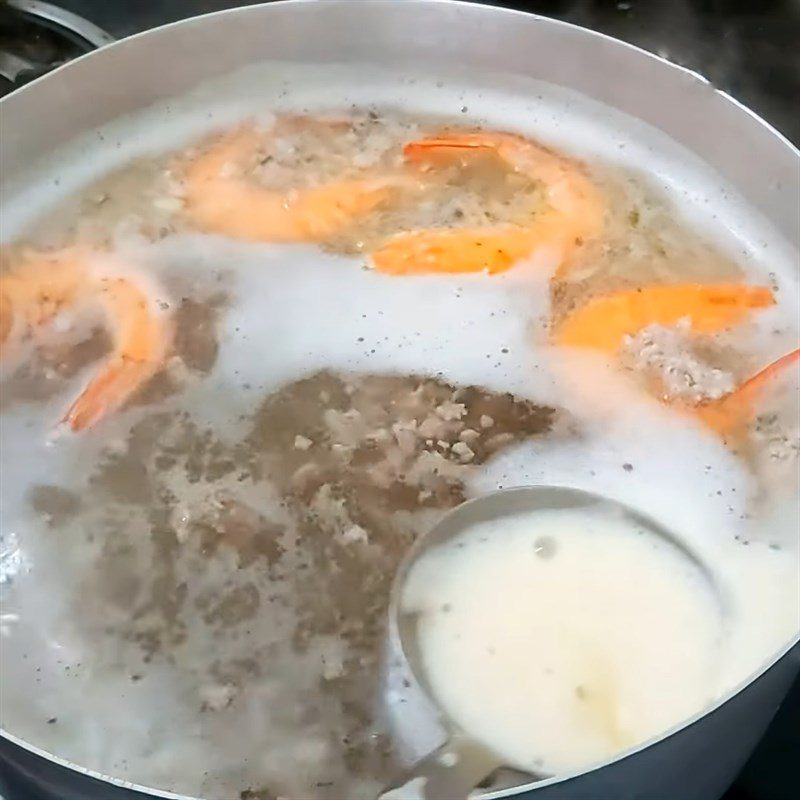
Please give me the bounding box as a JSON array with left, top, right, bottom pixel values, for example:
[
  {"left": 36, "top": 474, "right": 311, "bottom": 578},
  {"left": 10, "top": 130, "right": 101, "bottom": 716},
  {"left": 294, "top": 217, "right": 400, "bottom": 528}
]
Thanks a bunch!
[{"left": 148, "top": 234, "right": 557, "bottom": 414}]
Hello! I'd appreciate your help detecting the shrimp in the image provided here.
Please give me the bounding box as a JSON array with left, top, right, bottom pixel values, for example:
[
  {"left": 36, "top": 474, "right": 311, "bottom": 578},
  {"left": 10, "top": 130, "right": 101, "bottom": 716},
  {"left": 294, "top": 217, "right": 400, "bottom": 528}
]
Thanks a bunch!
[
  {"left": 371, "top": 131, "right": 604, "bottom": 276},
  {"left": 183, "top": 122, "right": 400, "bottom": 243},
  {"left": 554, "top": 283, "right": 775, "bottom": 353},
  {"left": 0, "top": 248, "right": 171, "bottom": 432},
  {"left": 552, "top": 281, "right": 786, "bottom": 439},
  {"left": 695, "top": 348, "right": 800, "bottom": 438}
]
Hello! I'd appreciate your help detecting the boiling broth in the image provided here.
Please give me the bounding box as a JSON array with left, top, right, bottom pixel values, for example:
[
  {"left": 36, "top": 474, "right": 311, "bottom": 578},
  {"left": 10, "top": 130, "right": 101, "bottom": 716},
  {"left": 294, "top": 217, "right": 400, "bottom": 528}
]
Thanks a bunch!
[{"left": 1, "top": 63, "right": 798, "bottom": 800}]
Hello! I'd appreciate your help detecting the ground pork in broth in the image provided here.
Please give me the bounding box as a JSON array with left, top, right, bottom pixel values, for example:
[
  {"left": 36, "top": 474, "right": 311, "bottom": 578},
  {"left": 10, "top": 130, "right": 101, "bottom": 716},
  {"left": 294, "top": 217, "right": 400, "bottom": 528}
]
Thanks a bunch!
[
  {"left": 1, "top": 106, "right": 798, "bottom": 800},
  {"left": 37, "top": 372, "right": 556, "bottom": 797}
]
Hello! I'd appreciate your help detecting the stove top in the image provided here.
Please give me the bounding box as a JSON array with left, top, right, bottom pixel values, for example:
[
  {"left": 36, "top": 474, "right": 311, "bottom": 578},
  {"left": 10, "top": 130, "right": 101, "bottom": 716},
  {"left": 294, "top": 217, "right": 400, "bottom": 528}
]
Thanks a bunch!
[
  {"left": 0, "top": 2, "right": 797, "bottom": 799},
  {"left": 0, "top": 0, "right": 113, "bottom": 92}
]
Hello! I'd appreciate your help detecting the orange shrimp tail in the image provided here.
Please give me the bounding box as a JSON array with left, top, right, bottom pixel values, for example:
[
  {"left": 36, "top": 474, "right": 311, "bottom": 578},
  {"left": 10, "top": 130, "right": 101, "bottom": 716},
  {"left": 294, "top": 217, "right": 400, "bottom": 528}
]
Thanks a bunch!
[
  {"left": 555, "top": 283, "right": 776, "bottom": 352},
  {"left": 60, "top": 274, "right": 172, "bottom": 432},
  {"left": 62, "top": 356, "right": 148, "bottom": 432},
  {"left": 696, "top": 347, "right": 800, "bottom": 436},
  {"left": 731, "top": 347, "right": 800, "bottom": 403},
  {"left": 1, "top": 249, "right": 172, "bottom": 432}
]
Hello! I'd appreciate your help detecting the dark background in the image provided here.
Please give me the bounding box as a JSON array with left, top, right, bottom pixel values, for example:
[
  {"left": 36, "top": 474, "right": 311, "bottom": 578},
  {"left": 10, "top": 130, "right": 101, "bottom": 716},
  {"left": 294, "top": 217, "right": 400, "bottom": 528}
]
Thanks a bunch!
[
  {"left": 40, "top": 0, "right": 800, "bottom": 145},
  {"left": 0, "top": 2, "right": 798, "bottom": 799}
]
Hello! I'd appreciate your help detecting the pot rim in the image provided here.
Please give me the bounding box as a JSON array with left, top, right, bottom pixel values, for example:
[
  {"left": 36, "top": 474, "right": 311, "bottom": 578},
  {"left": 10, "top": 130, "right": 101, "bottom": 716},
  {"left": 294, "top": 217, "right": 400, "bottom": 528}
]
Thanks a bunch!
[{"left": 0, "top": 2, "right": 798, "bottom": 798}]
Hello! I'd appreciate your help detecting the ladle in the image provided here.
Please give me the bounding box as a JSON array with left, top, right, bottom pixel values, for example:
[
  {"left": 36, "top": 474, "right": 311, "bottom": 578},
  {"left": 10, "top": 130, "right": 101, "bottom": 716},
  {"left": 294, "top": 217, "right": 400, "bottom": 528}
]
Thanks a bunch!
[{"left": 378, "top": 485, "right": 724, "bottom": 800}]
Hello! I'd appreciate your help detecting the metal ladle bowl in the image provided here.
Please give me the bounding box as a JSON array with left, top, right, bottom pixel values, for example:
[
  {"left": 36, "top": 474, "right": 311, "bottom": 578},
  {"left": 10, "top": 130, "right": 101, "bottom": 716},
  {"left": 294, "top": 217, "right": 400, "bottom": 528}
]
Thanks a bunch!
[{"left": 378, "top": 485, "right": 725, "bottom": 800}]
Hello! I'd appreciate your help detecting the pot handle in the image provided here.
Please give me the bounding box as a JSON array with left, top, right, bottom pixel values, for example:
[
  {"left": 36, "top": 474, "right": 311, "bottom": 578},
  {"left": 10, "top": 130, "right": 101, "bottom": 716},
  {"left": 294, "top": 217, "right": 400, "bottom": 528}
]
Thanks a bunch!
[
  {"left": 377, "top": 733, "right": 502, "bottom": 800},
  {"left": 7, "top": 1, "right": 116, "bottom": 47}
]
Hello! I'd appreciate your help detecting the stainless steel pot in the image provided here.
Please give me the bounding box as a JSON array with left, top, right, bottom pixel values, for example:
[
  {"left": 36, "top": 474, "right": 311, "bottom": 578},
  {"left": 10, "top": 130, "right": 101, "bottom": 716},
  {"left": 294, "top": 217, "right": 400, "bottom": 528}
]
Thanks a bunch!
[{"left": 1, "top": 2, "right": 798, "bottom": 799}]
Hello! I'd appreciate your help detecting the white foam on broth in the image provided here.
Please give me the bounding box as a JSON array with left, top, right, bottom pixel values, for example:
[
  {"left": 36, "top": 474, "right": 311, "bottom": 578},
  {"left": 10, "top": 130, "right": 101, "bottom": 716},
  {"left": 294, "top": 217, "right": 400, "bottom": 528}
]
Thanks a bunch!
[{"left": 0, "top": 60, "right": 798, "bottom": 799}]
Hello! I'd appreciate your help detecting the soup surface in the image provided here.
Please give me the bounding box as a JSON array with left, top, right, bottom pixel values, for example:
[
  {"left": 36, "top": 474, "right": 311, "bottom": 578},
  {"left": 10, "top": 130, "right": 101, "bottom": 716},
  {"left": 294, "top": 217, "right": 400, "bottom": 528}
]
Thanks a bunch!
[{"left": 0, "top": 63, "right": 798, "bottom": 800}]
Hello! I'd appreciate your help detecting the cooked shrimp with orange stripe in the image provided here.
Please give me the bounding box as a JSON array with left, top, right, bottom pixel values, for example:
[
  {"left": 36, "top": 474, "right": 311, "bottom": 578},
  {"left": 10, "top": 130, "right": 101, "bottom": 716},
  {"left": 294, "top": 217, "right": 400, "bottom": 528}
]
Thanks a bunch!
[
  {"left": 371, "top": 131, "right": 605, "bottom": 276},
  {"left": 177, "top": 115, "right": 606, "bottom": 279},
  {"left": 181, "top": 115, "right": 410, "bottom": 244},
  {"left": 552, "top": 278, "right": 798, "bottom": 442},
  {"left": 0, "top": 248, "right": 172, "bottom": 431}
]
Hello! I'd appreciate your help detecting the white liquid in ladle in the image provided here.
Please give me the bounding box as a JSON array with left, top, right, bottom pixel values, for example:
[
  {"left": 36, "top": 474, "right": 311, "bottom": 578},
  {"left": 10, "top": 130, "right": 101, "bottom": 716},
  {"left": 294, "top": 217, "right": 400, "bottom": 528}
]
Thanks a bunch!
[{"left": 401, "top": 506, "right": 725, "bottom": 775}]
